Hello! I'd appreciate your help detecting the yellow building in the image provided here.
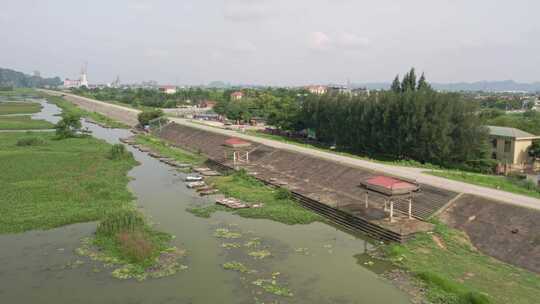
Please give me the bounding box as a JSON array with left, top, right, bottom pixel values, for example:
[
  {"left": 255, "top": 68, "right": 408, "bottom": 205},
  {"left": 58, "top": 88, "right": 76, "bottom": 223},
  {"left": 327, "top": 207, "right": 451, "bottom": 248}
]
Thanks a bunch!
[{"left": 487, "top": 126, "right": 540, "bottom": 169}]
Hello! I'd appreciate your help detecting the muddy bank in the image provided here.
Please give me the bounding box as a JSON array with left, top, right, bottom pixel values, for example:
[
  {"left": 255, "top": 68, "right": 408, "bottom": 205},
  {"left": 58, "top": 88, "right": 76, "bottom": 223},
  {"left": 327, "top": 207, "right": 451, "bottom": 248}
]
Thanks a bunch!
[{"left": 441, "top": 194, "right": 540, "bottom": 273}]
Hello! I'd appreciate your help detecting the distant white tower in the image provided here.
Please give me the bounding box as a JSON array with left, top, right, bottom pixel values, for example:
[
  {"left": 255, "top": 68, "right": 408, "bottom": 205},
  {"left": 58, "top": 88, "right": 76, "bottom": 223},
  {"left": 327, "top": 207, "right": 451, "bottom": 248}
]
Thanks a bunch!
[{"left": 79, "top": 63, "right": 89, "bottom": 88}]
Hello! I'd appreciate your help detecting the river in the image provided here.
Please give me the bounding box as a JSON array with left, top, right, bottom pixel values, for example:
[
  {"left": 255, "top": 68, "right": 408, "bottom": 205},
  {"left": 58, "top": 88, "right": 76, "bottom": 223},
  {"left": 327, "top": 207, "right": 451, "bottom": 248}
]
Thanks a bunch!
[{"left": 0, "top": 98, "right": 410, "bottom": 303}]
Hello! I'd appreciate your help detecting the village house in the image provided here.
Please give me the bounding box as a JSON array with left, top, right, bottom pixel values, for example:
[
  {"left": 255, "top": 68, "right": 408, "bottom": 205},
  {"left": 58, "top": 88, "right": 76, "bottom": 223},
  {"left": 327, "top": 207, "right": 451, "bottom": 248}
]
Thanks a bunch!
[
  {"left": 159, "top": 85, "right": 177, "bottom": 94},
  {"left": 198, "top": 100, "right": 217, "bottom": 109},
  {"left": 230, "top": 91, "right": 244, "bottom": 100},
  {"left": 487, "top": 125, "right": 540, "bottom": 171},
  {"left": 305, "top": 85, "right": 328, "bottom": 95}
]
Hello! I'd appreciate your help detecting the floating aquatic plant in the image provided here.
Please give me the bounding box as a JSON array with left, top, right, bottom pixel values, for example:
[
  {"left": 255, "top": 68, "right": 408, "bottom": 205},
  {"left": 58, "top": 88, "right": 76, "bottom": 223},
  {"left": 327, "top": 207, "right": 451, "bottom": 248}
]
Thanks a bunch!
[
  {"left": 248, "top": 250, "right": 271, "bottom": 259},
  {"left": 221, "top": 242, "right": 242, "bottom": 249},
  {"left": 252, "top": 279, "right": 293, "bottom": 297},
  {"left": 222, "top": 261, "right": 255, "bottom": 274},
  {"left": 214, "top": 228, "right": 242, "bottom": 239}
]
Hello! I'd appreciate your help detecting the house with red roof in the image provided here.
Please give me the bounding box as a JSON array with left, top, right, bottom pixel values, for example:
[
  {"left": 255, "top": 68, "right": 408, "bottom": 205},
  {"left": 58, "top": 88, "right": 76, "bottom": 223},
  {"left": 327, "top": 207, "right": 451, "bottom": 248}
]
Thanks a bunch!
[{"left": 230, "top": 91, "right": 244, "bottom": 100}]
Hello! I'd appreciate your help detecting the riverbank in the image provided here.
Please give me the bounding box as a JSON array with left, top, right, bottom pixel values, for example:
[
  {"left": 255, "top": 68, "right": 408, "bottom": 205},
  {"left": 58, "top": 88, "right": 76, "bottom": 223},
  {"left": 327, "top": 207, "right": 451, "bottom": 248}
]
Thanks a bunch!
[
  {"left": 188, "top": 170, "right": 323, "bottom": 225},
  {"left": 44, "top": 94, "right": 130, "bottom": 129},
  {"left": 376, "top": 221, "right": 540, "bottom": 304}
]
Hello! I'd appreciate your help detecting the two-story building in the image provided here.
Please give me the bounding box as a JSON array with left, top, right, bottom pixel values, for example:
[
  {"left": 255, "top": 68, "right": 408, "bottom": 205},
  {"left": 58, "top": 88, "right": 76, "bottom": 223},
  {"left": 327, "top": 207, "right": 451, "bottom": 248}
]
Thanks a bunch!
[{"left": 487, "top": 125, "right": 540, "bottom": 171}]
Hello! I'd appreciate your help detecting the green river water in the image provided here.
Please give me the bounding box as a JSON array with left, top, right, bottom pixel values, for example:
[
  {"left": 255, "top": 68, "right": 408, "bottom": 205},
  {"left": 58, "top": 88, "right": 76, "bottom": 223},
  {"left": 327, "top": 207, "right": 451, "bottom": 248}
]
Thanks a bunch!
[{"left": 0, "top": 99, "right": 410, "bottom": 303}]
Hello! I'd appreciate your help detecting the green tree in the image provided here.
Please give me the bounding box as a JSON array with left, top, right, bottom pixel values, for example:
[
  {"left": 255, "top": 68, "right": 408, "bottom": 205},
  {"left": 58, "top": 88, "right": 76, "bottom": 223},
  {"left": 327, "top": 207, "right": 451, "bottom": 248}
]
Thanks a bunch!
[
  {"left": 417, "top": 72, "right": 431, "bottom": 91},
  {"left": 55, "top": 113, "right": 82, "bottom": 138},
  {"left": 529, "top": 141, "right": 540, "bottom": 159},
  {"left": 391, "top": 75, "right": 401, "bottom": 93},
  {"left": 137, "top": 109, "right": 164, "bottom": 126},
  {"left": 401, "top": 68, "right": 417, "bottom": 92}
]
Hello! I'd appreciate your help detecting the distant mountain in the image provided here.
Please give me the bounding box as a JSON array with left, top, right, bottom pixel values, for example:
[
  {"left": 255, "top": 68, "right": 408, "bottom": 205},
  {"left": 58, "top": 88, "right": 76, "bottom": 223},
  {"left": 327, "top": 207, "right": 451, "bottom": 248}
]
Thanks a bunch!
[
  {"left": 354, "top": 80, "right": 540, "bottom": 92},
  {"left": 0, "top": 67, "right": 62, "bottom": 88}
]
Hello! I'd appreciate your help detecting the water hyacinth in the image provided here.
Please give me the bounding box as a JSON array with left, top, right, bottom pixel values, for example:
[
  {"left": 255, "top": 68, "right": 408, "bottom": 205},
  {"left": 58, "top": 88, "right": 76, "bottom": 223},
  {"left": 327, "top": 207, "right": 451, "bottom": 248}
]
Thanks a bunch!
[
  {"left": 214, "top": 228, "right": 242, "bottom": 239},
  {"left": 248, "top": 250, "right": 271, "bottom": 259}
]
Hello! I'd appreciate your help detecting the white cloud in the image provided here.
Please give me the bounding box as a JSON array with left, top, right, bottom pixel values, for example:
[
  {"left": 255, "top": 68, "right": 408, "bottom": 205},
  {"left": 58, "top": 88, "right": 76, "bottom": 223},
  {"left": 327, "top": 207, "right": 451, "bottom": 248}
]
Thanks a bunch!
[
  {"left": 144, "top": 48, "right": 169, "bottom": 59},
  {"left": 223, "top": 0, "right": 279, "bottom": 22},
  {"left": 229, "top": 40, "right": 257, "bottom": 52},
  {"left": 308, "top": 31, "right": 369, "bottom": 51},
  {"left": 129, "top": 1, "right": 153, "bottom": 12},
  {"left": 308, "top": 32, "right": 331, "bottom": 50},
  {"left": 337, "top": 32, "right": 370, "bottom": 49}
]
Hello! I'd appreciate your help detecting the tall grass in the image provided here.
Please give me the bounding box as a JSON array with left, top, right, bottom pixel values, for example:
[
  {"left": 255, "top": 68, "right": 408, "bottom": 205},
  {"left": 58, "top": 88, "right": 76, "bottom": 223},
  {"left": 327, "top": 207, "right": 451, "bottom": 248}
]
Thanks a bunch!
[
  {"left": 96, "top": 209, "right": 145, "bottom": 237},
  {"left": 108, "top": 144, "right": 132, "bottom": 160}
]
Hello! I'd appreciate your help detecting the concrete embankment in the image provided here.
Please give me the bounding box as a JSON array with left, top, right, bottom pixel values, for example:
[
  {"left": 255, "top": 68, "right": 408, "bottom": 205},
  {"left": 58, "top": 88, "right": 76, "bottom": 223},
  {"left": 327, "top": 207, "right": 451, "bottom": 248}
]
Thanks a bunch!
[
  {"left": 441, "top": 194, "right": 540, "bottom": 274},
  {"left": 38, "top": 90, "right": 140, "bottom": 127}
]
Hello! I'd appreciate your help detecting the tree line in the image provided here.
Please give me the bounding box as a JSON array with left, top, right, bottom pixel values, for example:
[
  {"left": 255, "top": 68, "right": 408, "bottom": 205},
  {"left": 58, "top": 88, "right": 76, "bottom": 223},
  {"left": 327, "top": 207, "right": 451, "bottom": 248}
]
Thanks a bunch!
[
  {"left": 0, "top": 67, "right": 61, "bottom": 88},
  {"left": 267, "top": 69, "right": 489, "bottom": 169}
]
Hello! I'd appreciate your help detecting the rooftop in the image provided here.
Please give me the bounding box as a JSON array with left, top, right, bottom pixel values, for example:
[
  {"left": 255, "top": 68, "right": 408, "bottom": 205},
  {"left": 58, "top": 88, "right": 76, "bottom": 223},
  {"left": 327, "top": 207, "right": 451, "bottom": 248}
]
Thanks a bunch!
[{"left": 487, "top": 125, "right": 539, "bottom": 139}]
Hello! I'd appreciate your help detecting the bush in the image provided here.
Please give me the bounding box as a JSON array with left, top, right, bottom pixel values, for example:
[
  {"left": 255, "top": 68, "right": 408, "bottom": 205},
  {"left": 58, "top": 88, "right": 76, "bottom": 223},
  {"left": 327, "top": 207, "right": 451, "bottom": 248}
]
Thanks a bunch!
[
  {"left": 96, "top": 209, "right": 146, "bottom": 238},
  {"left": 16, "top": 137, "right": 46, "bottom": 146},
  {"left": 137, "top": 109, "right": 164, "bottom": 127},
  {"left": 108, "top": 144, "right": 132, "bottom": 160},
  {"left": 55, "top": 113, "right": 82, "bottom": 138},
  {"left": 275, "top": 187, "right": 291, "bottom": 200}
]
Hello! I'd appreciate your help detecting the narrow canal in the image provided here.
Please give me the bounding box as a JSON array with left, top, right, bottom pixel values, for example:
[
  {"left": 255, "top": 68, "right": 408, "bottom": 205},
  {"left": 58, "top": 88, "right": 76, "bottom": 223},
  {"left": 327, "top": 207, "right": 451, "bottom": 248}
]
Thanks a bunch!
[{"left": 0, "top": 99, "right": 410, "bottom": 303}]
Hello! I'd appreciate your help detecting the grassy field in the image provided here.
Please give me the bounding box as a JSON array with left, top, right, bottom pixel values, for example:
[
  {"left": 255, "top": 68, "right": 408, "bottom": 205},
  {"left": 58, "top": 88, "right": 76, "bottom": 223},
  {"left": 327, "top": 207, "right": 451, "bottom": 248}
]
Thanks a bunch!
[
  {"left": 44, "top": 94, "right": 129, "bottom": 129},
  {"left": 0, "top": 132, "right": 138, "bottom": 233},
  {"left": 428, "top": 170, "right": 540, "bottom": 199},
  {"left": 0, "top": 88, "right": 40, "bottom": 97},
  {"left": 0, "top": 115, "right": 54, "bottom": 130},
  {"left": 188, "top": 170, "right": 322, "bottom": 225},
  {"left": 134, "top": 134, "right": 205, "bottom": 165},
  {"left": 0, "top": 102, "right": 42, "bottom": 115},
  {"left": 381, "top": 221, "right": 540, "bottom": 304}
]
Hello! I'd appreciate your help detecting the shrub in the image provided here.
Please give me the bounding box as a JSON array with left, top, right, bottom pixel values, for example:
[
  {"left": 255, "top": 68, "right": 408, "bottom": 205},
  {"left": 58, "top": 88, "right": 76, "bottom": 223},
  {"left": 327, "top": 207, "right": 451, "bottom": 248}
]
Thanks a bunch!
[
  {"left": 96, "top": 209, "right": 146, "bottom": 238},
  {"left": 108, "top": 144, "right": 132, "bottom": 160},
  {"left": 116, "top": 230, "right": 155, "bottom": 263},
  {"left": 55, "top": 113, "right": 82, "bottom": 138},
  {"left": 275, "top": 187, "right": 291, "bottom": 200},
  {"left": 16, "top": 137, "right": 46, "bottom": 146},
  {"left": 417, "top": 271, "right": 491, "bottom": 304},
  {"left": 137, "top": 109, "right": 164, "bottom": 127}
]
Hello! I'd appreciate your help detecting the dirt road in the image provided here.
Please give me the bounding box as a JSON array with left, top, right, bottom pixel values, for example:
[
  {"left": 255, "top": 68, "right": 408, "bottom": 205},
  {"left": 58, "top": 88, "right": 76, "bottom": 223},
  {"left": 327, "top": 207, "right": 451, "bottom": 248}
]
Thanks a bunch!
[{"left": 41, "top": 90, "right": 540, "bottom": 211}]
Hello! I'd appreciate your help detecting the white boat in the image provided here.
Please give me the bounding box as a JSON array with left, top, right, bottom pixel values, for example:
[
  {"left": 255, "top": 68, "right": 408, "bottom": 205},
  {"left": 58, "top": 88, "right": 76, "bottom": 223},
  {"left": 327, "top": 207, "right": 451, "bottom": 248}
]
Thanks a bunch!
[
  {"left": 186, "top": 181, "right": 206, "bottom": 188},
  {"left": 185, "top": 175, "right": 203, "bottom": 182}
]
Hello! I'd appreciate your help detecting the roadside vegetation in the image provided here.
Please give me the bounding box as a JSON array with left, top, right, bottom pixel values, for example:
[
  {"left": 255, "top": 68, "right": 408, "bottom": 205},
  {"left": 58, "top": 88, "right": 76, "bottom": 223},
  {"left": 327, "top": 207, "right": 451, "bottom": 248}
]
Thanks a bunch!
[
  {"left": 377, "top": 221, "right": 540, "bottom": 304},
  {"left": 44, "top": 94, "right": 129, "bottom": 128},
  {"left": 246, "top": 130, "right": 443, "bottom": 170},
  {"left": 0, "top": 131, "right": 137, "bottom": 233},
  {"left": 428, "top": 170, "right": 540, "bottom": 199},
  {"left": 134, "top": 133, "right": 205, "bottom": 164},
  {"left": 0, "top": 101, "right": 42, "bottom": 115},
  {"left": 187, "top": 170, "right": 322, "bottom": 225}
]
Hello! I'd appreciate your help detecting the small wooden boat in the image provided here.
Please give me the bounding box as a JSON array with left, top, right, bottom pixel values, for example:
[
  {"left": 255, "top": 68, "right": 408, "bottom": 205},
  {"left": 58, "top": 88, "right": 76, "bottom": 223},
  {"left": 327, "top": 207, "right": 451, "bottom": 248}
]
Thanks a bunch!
[
  {"left": 199, "top": 189, "right": 219, "bottom": 196},
  {"left": 216, "top": 198, "right": 249, "bottom": 209},
  {"left": 186, "top": 181, "right": 206, "bottom": 188},
  {"left": 193, "top": 167, "right": 212, "bottom": 173},
  {"left": 185, "top": 175, "right": 203, "bottom": 182},
  {"left": 200, "top": 170, "right": 221, "bottom": 176}
]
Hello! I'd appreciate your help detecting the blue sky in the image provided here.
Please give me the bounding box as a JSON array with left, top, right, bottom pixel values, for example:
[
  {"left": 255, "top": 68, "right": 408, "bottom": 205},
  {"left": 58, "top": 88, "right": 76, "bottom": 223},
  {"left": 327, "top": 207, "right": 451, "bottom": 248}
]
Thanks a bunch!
[{"left": 1, "top": 0, "right": 539, "bottom": 85}]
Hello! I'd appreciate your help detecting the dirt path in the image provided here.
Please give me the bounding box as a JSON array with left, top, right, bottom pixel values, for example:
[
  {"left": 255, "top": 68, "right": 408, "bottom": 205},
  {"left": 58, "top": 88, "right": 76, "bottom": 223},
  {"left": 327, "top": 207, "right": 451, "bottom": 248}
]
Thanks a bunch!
[{"left": 39, "top": 90, "right": 540, "bottom": 211}]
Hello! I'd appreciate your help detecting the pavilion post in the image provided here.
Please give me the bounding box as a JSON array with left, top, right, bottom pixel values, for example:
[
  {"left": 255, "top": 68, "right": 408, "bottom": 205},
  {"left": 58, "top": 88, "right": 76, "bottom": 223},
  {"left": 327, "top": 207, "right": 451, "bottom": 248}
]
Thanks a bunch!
[
  {"left": 389, "top": 200, "right": 394, "bottom": 223},
  {"left": 408, "top": 197, "right": 412, "bottom": 219},
  {"left": 364, "top": 192, "right": 368, "bottom": 209}
]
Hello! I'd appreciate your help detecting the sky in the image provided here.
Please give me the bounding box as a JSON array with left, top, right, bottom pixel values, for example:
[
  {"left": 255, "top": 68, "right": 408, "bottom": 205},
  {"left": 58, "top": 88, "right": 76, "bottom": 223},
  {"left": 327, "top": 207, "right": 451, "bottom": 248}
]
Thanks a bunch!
[{"left": 1, "top": 0, "right": 539, "bottom": 85}]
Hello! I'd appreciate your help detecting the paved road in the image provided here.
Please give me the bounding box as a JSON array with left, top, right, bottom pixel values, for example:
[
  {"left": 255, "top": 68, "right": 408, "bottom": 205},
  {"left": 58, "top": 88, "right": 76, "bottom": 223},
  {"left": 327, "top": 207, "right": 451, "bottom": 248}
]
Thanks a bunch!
[{"left": 41, "top": 90, "right": 540, "bottom": 211}]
